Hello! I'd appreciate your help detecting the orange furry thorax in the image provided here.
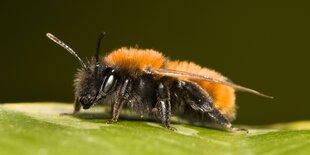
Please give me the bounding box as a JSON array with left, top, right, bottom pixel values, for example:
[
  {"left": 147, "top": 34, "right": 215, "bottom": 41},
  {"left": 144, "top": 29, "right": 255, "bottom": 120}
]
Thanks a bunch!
[
  {"left": 103, "top": 47, "right": 167, "bottom": 72},
  {"left": 103, "top": 48, "right": 236, "bottom": 120}
]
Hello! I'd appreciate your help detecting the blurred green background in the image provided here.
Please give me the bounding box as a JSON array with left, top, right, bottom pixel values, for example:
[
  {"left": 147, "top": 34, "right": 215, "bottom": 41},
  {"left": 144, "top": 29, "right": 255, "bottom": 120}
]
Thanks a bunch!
[{"left": 1, "top": 0, "right": 308, "bottom": 125}]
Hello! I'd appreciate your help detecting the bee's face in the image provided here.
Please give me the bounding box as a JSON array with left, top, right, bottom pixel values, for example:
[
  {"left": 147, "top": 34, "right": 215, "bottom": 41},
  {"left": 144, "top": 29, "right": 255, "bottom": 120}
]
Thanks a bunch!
[{"left": 74, "top": 64, "right": 118, "bottom": 109}]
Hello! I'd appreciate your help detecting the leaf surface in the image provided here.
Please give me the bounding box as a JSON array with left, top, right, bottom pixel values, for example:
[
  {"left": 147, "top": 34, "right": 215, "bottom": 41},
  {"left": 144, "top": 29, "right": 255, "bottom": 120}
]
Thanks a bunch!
[{"left": 0, "top": 103, "right": 309, "bottom": 155}]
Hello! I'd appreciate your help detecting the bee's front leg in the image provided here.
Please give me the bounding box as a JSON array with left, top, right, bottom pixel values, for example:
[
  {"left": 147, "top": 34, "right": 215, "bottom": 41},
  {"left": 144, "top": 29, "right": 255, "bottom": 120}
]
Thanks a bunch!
[
  {"left": 106, "top": 78, "right": 132, "bottom": 124},
  {"left": 106, "top": 100, "right": 125, "bottom": 124}
]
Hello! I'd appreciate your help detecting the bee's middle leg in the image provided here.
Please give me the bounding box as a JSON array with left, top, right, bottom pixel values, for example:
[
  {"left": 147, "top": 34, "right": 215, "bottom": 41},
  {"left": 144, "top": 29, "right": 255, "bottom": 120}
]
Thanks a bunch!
[{"left": 156, "top": 78, "right": 176, "bottom": 131}]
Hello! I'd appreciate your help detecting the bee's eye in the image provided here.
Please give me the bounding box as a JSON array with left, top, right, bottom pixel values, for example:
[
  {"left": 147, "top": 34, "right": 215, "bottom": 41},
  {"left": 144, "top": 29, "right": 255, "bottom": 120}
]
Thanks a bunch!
[{"left": 103, "top": 74, "right": 116, "bottom": 93}]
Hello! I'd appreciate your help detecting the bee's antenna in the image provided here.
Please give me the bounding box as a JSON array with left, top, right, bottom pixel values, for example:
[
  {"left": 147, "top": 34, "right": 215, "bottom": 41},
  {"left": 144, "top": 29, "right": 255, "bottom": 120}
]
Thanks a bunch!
[
  {"left": 46, "top": 33, "right": 89, "bottom": 70},
  {"left": 95, "top": 32, "right": 106, "bottom": 63}
]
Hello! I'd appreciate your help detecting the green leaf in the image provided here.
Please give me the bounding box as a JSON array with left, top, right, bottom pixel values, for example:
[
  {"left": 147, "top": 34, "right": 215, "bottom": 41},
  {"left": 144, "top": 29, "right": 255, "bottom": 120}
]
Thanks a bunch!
[{"left": 0, "top": 103, "right": 309, "bottom": 155}]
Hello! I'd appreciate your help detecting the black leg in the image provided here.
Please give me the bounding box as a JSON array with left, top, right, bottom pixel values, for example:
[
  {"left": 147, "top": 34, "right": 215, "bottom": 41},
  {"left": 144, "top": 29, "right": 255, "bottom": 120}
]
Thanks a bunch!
[
  {"left": 106, "top": 100, "right": 126, "bottom": 124},
  {"left": 181, "top": 81, "right": 247, "bottom": 132},
  {"left": 156, "top": 78, "right": 176, "bottom": 131},
  {"left": 60, "top": 98, "right": 81, "bottom": 116},
  {"left": 182, "top": 81, "right": 214, "bottom": 112},
  {"left": 207, "top": 109, "right": 248, "bottom": 132},
  {"left": 106, "top": 79, "right": 131, "bottom": 124}
]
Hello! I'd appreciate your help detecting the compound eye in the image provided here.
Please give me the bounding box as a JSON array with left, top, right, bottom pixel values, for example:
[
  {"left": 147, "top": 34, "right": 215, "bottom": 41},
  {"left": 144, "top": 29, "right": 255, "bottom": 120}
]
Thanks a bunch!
[{"left": 103, "top": 74, "right": 116, "bottom": 93}]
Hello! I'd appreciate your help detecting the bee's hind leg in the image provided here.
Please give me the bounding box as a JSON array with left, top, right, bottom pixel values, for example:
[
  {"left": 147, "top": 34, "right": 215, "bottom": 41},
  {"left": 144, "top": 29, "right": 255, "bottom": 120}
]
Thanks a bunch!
[
  {"left": 181, "top": 81, "right": 248, "bottom": 133},
  {"left": 207, "top": 109, "right": 248, "bottom": 133}
]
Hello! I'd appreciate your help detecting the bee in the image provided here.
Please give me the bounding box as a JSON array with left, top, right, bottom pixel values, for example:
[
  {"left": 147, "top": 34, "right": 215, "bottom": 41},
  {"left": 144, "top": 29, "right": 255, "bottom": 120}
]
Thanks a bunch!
[{"left": 46, "top": 32, "right": 272, "bottom": 131}]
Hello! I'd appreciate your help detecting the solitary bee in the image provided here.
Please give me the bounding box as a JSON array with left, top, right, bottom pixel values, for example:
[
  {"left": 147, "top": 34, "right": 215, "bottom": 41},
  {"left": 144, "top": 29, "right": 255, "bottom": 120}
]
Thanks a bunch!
[{"left": 46, "top": 32, "right": 272, "bottom": 131}]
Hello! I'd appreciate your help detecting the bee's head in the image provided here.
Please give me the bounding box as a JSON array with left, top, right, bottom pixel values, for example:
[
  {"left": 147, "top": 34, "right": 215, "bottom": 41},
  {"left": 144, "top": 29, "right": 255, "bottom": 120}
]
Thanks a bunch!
[
  {"left": 74, "top": 63, "right": 118, "bottom": 109},
  {"left": 46, "top": 32, "right": 117, "bottom": 109}
]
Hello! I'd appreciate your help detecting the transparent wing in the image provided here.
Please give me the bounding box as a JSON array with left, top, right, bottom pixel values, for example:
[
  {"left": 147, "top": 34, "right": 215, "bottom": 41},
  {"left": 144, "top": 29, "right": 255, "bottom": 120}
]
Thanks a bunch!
[{"left": 150, "top": 68, "right": 273, "bottom": 99}]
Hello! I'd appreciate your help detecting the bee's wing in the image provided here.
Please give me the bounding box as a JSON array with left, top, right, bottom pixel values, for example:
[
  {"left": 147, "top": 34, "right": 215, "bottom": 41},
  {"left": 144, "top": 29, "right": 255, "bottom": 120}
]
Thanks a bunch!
[{"left": 150, "top": 68, "right": 273, "bottom": 99}]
